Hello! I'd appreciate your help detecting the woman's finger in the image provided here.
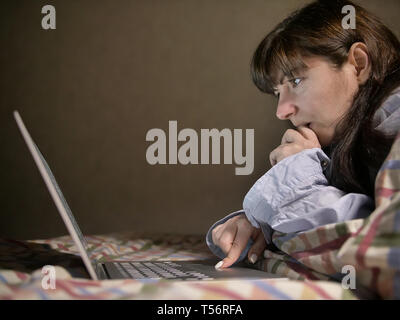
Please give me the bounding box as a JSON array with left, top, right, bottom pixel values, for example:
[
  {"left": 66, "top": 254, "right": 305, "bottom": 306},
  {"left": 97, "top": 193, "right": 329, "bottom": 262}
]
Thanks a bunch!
[
  {"left": 269, "top": 147, "right": 279, "bottom": 166},
  {"left": 216, "top": 221, "right": 239, "bottom": 255},
  {"left": 269, "top": 144, "right": 290, "bottom": 165},
  {"left": 248, "top": 231, "right": 267, "bottom": 264},
  {"left": 281, "top": 129, "right": 303, "bottom": 144},
  {"left": 211, "top": 224, "right": 223, "bottom": 245},
  {"left": 297, "top": 126, "right": 320, "bottom": 145},
  {"left": 217, "top": 225, "right": 253, "bottom": 269},
  {"left": 217, "top": 229, "right": 237, "bottom": 255}
]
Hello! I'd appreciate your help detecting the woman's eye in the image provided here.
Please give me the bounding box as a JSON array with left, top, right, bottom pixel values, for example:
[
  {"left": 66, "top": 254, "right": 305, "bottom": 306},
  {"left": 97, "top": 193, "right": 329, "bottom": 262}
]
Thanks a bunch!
[{"left": 290, "top": 78, "right": 302, "bottom": 88}]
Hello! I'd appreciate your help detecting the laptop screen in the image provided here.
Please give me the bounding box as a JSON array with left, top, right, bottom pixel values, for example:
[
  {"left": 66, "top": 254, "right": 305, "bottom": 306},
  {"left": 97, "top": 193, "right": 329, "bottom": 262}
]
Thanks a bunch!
[{"left": 14, "top": 111, "right": 98, "bottom": 280}]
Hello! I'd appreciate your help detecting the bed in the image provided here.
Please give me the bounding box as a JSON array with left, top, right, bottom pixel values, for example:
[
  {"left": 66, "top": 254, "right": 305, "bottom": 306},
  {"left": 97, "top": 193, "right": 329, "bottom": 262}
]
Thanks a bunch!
[{"left": 0, "top": 232, "right": 353, "bottom": 300}]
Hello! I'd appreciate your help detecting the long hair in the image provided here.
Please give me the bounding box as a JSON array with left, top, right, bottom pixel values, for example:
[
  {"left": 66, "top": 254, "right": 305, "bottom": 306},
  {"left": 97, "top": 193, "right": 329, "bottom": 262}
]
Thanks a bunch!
[{"left": 251, "top": 0, "right": 400, "bottom": 197}]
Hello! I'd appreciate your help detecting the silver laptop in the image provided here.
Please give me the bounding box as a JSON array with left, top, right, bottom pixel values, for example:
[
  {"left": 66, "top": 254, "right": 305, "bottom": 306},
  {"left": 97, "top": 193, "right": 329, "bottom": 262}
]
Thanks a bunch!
[{"left": 14, "top": 110, "right": 286, "bottom": 281}]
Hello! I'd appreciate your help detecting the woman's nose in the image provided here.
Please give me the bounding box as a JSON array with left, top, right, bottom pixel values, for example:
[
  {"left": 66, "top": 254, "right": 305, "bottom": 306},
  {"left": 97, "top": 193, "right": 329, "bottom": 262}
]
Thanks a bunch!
[{"left": 276, "top": 97, "right": 297, "bottom": 120}]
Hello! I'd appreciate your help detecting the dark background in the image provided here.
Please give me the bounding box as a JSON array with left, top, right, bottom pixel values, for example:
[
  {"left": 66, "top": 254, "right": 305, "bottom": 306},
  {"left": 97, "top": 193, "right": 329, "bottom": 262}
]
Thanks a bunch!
[{"left": 1, "top": 0, "right": 400, "bottom": 240}]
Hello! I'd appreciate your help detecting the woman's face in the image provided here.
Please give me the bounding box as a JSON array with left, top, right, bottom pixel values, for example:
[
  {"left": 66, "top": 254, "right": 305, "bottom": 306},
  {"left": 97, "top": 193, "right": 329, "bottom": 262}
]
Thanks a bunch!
[{"left": 273, "top": 56, "right": 360, "bottom": 147}]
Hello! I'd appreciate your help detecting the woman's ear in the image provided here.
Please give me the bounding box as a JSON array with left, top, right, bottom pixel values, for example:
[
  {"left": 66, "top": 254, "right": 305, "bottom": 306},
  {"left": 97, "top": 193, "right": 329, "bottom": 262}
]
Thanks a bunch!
[{"left": 348, "top": 42, "right": 371, "bottom": 85}]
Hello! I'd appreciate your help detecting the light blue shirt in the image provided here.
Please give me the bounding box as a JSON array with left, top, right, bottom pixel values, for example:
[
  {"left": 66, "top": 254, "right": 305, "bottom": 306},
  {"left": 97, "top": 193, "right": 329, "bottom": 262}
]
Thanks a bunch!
[{"left": 206, "top": 87, "right": 400, "bottom": 263}]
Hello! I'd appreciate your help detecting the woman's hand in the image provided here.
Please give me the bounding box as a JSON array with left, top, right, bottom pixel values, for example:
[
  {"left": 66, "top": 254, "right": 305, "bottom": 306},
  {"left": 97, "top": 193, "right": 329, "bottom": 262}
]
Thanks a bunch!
[
  {"left": 212, "top": 215, "right": 266, "bottom": 269},
  {"left": 269, "top": 126, "right": 321, "bottom": 166}
]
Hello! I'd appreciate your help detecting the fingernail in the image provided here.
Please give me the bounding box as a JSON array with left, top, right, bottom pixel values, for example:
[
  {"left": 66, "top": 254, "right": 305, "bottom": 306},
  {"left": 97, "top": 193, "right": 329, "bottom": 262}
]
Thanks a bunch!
[
  {"left": 215, "top": 261, "right": 224, "bottom": 270},
  {"left": 249, "top": 254, "right": 258, "bottom": 264}
]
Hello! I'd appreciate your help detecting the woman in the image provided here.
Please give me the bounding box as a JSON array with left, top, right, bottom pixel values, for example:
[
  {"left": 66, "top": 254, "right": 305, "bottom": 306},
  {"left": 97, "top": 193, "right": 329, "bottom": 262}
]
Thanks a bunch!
[{"left": 207, "top": 0, "right": 400, "bottom": 270}]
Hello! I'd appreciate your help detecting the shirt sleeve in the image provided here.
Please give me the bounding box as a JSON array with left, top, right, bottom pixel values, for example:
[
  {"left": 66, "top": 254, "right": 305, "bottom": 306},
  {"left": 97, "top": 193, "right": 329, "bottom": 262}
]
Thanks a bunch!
[{"left": 242, "top": 148, "right": 375, "bottom": 237}]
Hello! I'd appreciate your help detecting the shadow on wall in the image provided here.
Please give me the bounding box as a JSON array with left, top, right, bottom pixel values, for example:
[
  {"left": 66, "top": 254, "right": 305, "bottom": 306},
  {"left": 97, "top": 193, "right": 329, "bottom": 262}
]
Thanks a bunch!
[{"left": 1, "top": 0, "right": 399, "bottom": 239}]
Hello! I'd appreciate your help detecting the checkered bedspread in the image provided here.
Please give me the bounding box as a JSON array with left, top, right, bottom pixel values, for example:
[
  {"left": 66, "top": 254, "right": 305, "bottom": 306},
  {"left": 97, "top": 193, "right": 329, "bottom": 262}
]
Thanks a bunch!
[{"left": 0, "top": 233, "right": 352, "bottom": 299}]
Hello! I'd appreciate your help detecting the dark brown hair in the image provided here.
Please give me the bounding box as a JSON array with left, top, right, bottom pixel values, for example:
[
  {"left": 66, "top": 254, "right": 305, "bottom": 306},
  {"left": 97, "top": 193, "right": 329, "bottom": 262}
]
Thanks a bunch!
[{"left": 251, "top": 0, "right": 400, "bottom": 197}]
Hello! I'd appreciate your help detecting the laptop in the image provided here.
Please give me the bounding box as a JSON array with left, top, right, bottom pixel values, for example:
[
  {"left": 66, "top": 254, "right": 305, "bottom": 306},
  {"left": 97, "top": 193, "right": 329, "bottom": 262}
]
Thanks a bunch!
[{"left": 14, "top": 110, "right": 286, "bottom": 281}]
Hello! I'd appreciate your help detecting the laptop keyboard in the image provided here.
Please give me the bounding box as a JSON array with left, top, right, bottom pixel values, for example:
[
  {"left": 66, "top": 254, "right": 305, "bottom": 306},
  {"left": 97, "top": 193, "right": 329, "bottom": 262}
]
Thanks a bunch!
[{"left": 114, "top": 261, "right": 214, "bottom": 281}]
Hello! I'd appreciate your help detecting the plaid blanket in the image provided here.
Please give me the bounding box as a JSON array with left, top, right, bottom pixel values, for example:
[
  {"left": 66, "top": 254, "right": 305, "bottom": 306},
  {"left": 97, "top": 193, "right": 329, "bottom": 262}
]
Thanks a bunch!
[
  {"left": 257, "top": 132, "right": 400, "bottom": 299},
  {"left": 0, "top": 233, "right": 352, "bottom": 300}
]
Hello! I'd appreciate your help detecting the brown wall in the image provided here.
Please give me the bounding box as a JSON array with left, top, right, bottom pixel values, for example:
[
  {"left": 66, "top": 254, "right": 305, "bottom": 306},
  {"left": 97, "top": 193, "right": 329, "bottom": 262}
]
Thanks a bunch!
[{"left": 1, "top": 0, "right": 400, "bottom": 240}]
